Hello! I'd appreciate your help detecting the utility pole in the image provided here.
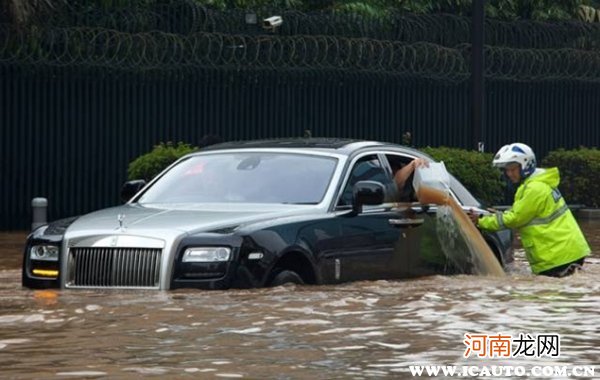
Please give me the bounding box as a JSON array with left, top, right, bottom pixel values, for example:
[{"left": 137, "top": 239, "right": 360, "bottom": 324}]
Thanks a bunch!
[{"left": 472, "top": 0, "right": 485, "bottom": 152}]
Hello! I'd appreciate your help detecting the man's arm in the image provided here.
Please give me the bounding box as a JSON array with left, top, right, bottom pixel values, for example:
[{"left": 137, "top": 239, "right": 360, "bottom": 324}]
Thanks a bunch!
[
  {"left": 394, "top": 158, "right": 428, "bottom": 191},
  {"left": 478, "top": 183, "right": 545, "bottom": 231}
]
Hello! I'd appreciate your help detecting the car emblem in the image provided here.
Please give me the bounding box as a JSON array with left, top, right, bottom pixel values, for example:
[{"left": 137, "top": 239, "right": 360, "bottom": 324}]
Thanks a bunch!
[
  {"left": 110, "top": 236, "right": 118, "bottom": 247},
  {"left": 117, "top": 214, "right": 126, "bottom": 231}
]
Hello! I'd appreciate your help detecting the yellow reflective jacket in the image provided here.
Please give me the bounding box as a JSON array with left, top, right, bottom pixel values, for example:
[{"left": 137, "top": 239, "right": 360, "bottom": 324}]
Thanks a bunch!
[{"left": 478, "top": 167, "right": 590, "bottom": 274}]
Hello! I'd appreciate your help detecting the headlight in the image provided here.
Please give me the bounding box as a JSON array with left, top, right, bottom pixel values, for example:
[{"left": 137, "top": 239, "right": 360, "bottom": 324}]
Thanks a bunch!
[
  {"left": 182, "top": 247, "right": 231, "bottom": 263},
  {"left": 29, "top": 245, "right": 59, "bottom": 261}
]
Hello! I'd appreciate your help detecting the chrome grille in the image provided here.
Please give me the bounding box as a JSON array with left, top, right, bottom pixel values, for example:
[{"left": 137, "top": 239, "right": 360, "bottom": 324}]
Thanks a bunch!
[{"left": 67, "top": 247, "right": 162, "bottom": 289}]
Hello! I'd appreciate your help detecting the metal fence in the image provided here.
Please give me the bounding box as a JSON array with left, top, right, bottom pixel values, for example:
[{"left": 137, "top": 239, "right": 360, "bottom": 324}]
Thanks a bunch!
[
  {"left": 2, "top": 65, "right": 599, "bottom": 229},
  {"left": 2, "top": 3, "right": 600, "bottom": 229}
]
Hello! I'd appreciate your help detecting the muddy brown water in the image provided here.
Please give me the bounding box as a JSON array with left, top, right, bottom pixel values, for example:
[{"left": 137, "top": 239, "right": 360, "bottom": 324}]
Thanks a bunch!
[
  {"left": 1, "top": 222, "right": 599, "bottom": 379},
  {"left": 416, "top": 187, "right": 504, "bottom": 276}
]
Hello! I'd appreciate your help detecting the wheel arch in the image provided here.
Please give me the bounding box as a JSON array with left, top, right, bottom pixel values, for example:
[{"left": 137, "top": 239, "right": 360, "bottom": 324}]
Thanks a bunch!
[{"left": 265, "top": 248, "right": 318, "bottom": 286}]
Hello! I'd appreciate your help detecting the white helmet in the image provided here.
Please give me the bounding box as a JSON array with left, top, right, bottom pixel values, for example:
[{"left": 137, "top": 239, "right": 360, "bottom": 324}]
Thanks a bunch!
[{"left": 492, "top": 143, "right": 537, "bottom": 177}]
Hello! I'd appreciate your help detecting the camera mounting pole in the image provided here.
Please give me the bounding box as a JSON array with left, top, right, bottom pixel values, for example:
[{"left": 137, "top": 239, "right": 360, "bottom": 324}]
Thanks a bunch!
[{"left": 472, "top": 0, "right": 485, "bottom": 153}]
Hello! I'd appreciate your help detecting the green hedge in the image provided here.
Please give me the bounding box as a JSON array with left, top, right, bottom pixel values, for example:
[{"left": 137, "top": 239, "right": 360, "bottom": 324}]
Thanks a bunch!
[
  {"left": 422, "top": 146, "right": 600, "bottom": 207},
  {"left": 128, "top": 142, "right": 197, "bottom": 182},
  {"left": 127, "top": 143, "right": 599, "bottom": 207},
  {"left": 542, "top": 147, "right": 600, "bottom": 207},
  {"left": 421, "top": 146, "right": 504, "bottom": 206}
]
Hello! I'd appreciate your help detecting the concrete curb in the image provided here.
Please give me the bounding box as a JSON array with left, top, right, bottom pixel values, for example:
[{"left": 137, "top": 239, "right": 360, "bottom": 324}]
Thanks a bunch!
[
  {"left": 493, "top": 204, "right": 600, "bottom": 220},
  {"left": 576, "top": 209, "right": 600, "bottom": 220}
]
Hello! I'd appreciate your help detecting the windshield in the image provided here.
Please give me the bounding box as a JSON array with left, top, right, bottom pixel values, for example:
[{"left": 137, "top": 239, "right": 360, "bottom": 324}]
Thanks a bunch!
[{"left": 137, "top": 152, "right": 338, "bottom": 205}]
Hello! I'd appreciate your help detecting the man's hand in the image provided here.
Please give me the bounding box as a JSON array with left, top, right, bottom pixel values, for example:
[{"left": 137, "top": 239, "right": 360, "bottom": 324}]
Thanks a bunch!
[
  {"left": 412, "top": 158, "right": 429, "bottom": 169},
  {"left": 467, "top": 208, "right": 480, "bottom": 225},
  {"left": 395, "top": 158, "right": 430, "bottom": 191}
]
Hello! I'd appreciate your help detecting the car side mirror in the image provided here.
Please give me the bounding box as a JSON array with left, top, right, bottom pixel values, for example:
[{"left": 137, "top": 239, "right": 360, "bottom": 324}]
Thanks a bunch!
[
  {"left": 121, "top": 179, "right": 146, "bottom": 203},
  {"left": 352, "top": 181, "right": 385, "bottom": 215}
]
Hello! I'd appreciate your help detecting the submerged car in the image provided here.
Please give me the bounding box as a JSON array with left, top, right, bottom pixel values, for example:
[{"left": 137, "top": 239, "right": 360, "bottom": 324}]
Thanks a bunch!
[{"left": 23, "top": 139, "right": 513, "bottom": 290}]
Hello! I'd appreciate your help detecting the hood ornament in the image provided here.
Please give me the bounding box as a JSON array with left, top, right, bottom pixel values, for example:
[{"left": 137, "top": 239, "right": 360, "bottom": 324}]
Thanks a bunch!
[{"left": 117, "top": 214, "right": 126, "bottom": 231}]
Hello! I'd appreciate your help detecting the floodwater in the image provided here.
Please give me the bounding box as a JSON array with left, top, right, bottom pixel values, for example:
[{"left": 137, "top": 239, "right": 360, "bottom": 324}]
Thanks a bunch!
[{"left": 1, "top": 222, "right": 599, "bottom": 379}]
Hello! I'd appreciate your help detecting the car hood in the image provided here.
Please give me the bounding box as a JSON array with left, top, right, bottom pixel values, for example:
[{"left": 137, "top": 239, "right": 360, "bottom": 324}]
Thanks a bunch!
[{"left": 67, "top": 203, "right": 315, "bottom": 235}]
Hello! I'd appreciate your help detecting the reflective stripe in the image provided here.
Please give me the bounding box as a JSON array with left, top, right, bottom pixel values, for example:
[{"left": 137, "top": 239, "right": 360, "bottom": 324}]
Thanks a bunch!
[
  {"left": 525, "top": 204, "right": 569, "bottom": 227},
  {"left": 495, "top": 211, "right": 505, "bottom": 229},
  {"left": 551, "top": 188, "right": 562, "bottom": 203}
]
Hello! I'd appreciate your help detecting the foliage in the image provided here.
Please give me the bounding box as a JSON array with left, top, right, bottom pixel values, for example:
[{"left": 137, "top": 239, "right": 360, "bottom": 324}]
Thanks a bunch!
[
  {"left": 421, "top": 146, "right": 600, "bottom": 207},
  {"left": 484, "top": 0, "right": 580, "bottom": 21},
  {"left": 191, "top": 0, "right": 589, "bottom": 21},
  {"left": 578, "top": 1, "right": 600, "bottom": 22},
  {"left": 542, "top": 147, "right": 600, "bottom": 207},
  {"left": 421, "top": 146, "right": 504, "bottom": 206},
  {"left": 127, "top": 141, "right": 197, "bottom": 182},
  {"left": 2, "top": 0, "right": 67, "bottom": 25},
  {"left": 4, "top": 0, "right": 597, "bottom": 24}
]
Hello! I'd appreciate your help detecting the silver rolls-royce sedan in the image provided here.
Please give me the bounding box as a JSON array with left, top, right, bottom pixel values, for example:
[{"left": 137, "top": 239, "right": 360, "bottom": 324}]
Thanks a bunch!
[{"left": 23, "top": 139, "right": 513, "bottom": 290}]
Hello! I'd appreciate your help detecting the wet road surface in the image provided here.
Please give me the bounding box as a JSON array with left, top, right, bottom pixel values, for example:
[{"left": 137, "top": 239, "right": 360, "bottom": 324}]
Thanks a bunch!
[{"left": 1, "top": 222, "right": 599, "bottom": 379}]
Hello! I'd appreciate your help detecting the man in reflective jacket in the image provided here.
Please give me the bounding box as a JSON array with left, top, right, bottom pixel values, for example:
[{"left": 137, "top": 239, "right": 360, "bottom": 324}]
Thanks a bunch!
[{"left": 469, "top": 143, "right": 590, "bottom": 277}]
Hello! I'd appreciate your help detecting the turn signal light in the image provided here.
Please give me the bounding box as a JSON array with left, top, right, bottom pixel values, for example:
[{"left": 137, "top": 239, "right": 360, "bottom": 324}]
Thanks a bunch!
[{"left": 32, "top": 269, "right": 59, "bottom": 278}]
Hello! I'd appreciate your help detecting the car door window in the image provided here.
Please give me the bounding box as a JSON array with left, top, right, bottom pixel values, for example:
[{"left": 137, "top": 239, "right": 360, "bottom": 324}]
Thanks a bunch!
[
  {"left": 338, "top": 155, "right": 393, "bottom": 206},
  {"left": 385, "top": 154, "right": 418, "bottom": 202},
  {"left": 385, "top": 153, "right": 466, "bottom": 205}
]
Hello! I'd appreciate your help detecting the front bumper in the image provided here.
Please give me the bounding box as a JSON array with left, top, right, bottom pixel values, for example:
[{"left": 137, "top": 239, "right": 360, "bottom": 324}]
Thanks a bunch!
[{"left": 23, "top": 232, "right": 262, "bottom": 290}]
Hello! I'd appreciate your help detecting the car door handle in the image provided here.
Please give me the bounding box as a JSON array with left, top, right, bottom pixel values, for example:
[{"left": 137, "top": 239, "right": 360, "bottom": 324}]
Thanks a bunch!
[{"left": 388, "top": 218, "right": 424, "bottom": 227}]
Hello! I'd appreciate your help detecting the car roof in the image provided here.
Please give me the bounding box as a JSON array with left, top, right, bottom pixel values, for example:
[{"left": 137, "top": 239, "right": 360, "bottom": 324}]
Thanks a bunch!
[{"left": 201, "top": 138, "right": 423, "bottom": 156}]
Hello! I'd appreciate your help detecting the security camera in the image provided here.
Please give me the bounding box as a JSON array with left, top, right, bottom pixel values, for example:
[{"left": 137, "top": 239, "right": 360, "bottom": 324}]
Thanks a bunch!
[{"left": 263, "top": 16, "right": 283, "bottom": 29}]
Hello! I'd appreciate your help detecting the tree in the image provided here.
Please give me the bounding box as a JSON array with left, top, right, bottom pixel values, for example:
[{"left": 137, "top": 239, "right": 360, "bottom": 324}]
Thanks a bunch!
[{"left": 1, "top": 0, "right": 66, "bottom": 26}]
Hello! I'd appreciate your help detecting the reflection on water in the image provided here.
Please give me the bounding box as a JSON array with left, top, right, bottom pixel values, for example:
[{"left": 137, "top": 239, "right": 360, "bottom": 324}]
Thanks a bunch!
[{"left": 1, "top": 221, "right": 599, "bottom": 378}]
